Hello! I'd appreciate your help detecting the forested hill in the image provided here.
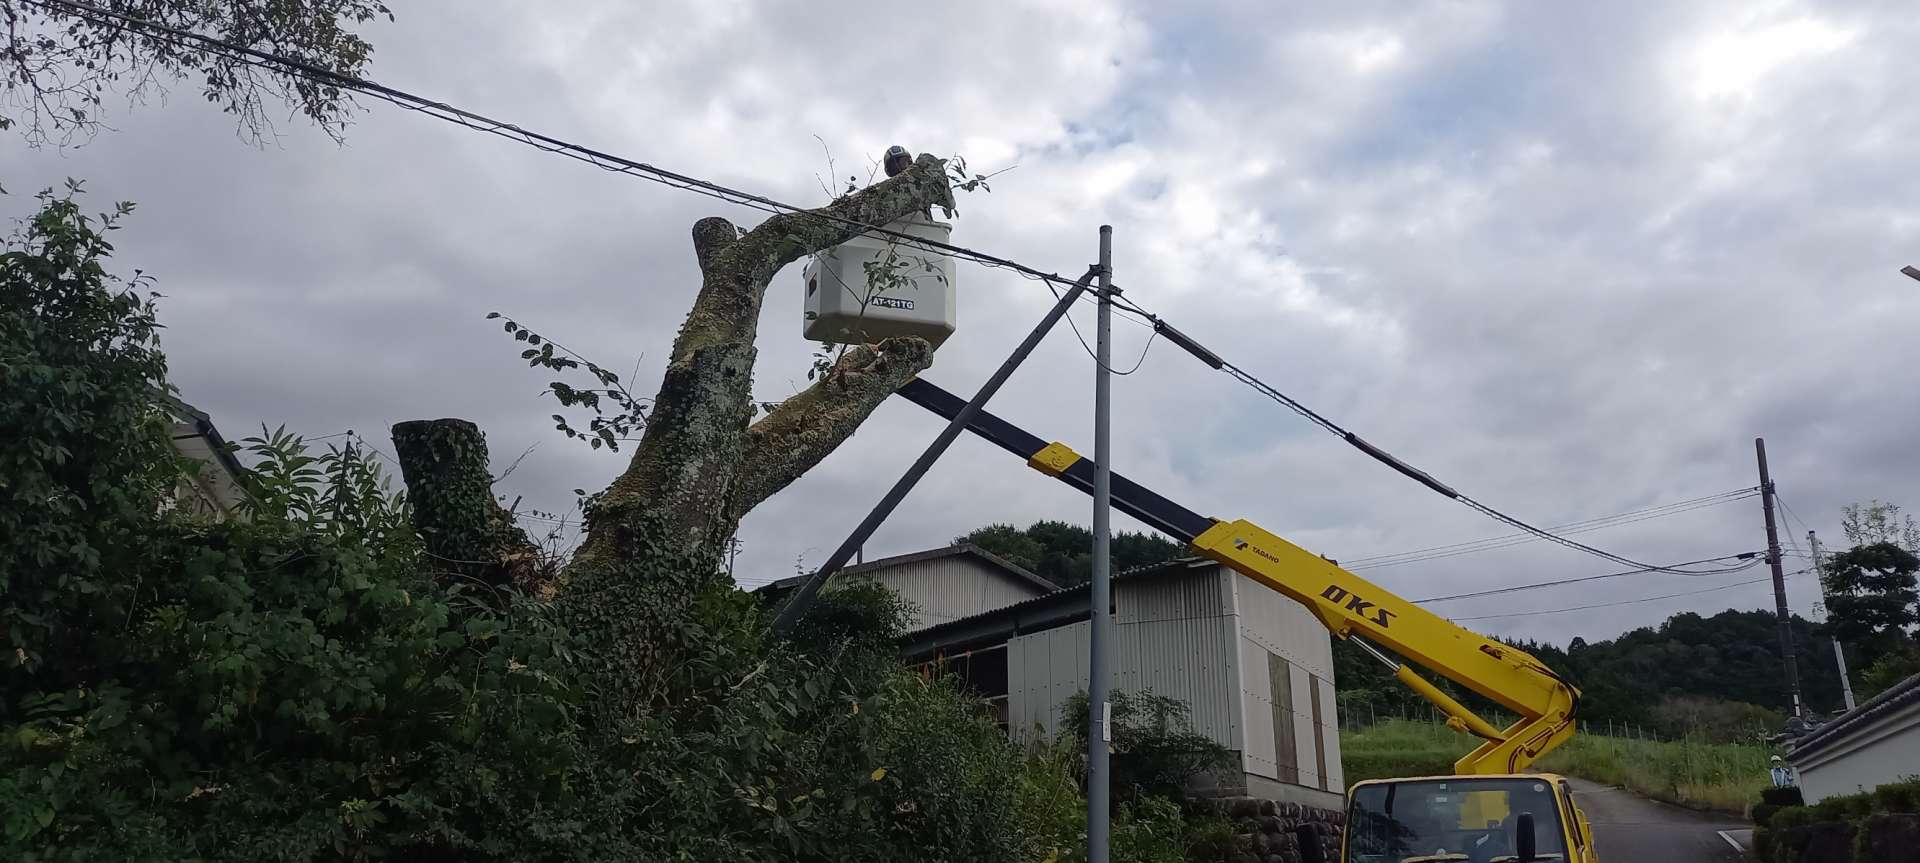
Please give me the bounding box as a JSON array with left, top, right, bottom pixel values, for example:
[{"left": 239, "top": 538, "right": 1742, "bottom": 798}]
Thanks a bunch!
[{"left": 1337, "top": 609, "right": 1866, "bottom": 738}]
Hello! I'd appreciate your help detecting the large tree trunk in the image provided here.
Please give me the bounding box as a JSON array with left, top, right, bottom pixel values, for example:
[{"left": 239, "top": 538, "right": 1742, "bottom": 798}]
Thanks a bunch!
[
  {"left": 394, "top": 155, "right": 954, "bottom": 715},
  {"left": 568, "top": 154, "right": 953, "bottom": 574}
]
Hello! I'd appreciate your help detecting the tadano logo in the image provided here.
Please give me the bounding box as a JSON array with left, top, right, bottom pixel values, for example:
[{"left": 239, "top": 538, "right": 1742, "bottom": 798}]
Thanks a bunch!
[
  {"left": 1231, "top": 537, "right": 1283, "bottom": 565},
  {"left": 1320, "top": 584, "right": 1397, "bottom": 629}
]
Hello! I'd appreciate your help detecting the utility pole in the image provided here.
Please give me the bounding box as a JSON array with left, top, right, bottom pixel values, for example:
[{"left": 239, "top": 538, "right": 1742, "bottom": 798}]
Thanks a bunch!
[
  {"left": 1755, "top": 438, "right": 1804, "bottom": 718},
  {"left": 1087, "top": 225, "right": 1115, "bottom": 863},
  {"left": 1809, "top": 530, "right": 1857, "bottom": 711}
]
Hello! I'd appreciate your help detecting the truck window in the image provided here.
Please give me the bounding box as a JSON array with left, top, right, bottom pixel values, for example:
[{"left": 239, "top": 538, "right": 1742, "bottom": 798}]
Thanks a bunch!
[{"left": 1348, "top": 778, "right": 1569, "bottom": 862}]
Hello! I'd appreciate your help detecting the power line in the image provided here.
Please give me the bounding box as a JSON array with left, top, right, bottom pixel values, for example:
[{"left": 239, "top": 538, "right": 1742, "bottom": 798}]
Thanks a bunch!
[
  {"left": 1416, "top": 552, "right": 1765, "bottom": 604},
  {"left": 1347, "top": 488, "right": 1759, "bottom": 570},
  {"left": 1449, "top": 567, "right": 1814, "bottom": 623},
  {"left": 56, "top": 0, "right": 1752, "bottom": 577},
  {"left": 1051, "top": 281, "right": 1158, "bottom": 375},
  {"left": 24, "top": 0, "right": 1083, "bottom": 293},
  {"left": 1222, "top": 350, "right": 1756, "bottom": 574}
]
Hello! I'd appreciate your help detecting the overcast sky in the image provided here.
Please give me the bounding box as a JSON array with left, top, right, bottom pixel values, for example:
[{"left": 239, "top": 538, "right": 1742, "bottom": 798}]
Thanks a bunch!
[{"left": 10, "top": 0, "right": 1919, "bottom": 651}]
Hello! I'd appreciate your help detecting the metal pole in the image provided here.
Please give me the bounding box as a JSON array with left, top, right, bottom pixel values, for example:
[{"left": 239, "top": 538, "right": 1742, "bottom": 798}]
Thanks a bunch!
[
  {"left": 1087, "top": 226, "right": 1114, "bottom": 863},
  {"left": 1756, "top": 438, "right": 1805, "bottom": 718},
  {"left": 772, "top": 266, "right": 1100, "bottom": 634},
  {"left": 1809, "top": 530, "right": 1857, "bottom": 711}
]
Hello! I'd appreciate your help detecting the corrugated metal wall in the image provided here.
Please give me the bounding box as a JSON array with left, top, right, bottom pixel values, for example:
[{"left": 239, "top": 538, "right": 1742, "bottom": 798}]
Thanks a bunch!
[
  {"left": 860, "top": 555, "right": 1047, "bottom": 631},
  {"left": 1007, "top": 566, "right": 1240, "bottom": 748},
  {"left": 999, "top": 563, "right": 1343, "bottom": 797}
]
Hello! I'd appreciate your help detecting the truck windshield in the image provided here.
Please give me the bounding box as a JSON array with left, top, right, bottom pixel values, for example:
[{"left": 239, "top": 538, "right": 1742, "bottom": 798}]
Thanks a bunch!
[{"left": 1346, "top": 778, "right": 1567, "bottom": 863}]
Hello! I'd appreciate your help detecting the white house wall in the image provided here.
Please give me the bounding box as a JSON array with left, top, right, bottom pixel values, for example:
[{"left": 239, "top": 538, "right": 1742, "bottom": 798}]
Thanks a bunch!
[
  {"left": 1793, "top": 701, "right": 1920, "bottom": 804},
  {"left": 859, "top": 556, "right": 1045, "bottom": 631}
]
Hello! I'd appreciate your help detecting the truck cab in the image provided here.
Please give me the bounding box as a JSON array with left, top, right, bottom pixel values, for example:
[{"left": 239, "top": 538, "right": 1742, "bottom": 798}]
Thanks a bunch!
[{"left": 1327, "top": 774, "right": 1597, "bottom": 863}]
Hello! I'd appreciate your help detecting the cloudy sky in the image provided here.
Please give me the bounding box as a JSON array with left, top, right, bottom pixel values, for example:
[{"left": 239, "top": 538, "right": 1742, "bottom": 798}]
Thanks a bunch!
[{"left": 11, "top": 0, "right": 1919, "bottom": 652}]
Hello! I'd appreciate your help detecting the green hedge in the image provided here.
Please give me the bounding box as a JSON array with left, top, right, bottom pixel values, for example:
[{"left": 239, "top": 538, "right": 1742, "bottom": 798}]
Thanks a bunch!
[{"left": 1755, "top": 778, "right": 1920, "bottom": 863}]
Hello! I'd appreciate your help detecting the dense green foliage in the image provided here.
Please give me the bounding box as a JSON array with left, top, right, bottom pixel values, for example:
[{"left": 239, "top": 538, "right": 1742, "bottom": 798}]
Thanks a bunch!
[
  {"left": 0, "top": 185, "right": 1248, "bottom": 863},
  {"left": 1058, "top": 690, "right": 1234, "bottom": 805},
  {"left": 1, "top": 0, "right": 392, "bottom": 143},
  {"left": 1, "top": 183, "right": 176, "bottom": 681},
  {"left": 1336, "top": 608, "right": 1865, "bottom": 739},
  {"left": 1819, "top": 542, "right": 1918, "bottom": 643},
  {"left": 1755, "top": 778, "right": 1920, "bottom": 863},
  {"left": 959, "top": 521, "right": 1186, "bottom": 589}
]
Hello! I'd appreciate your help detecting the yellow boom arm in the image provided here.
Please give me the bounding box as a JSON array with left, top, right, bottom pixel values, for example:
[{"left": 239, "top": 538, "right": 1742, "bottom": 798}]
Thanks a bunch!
[
  {"left": 901, "top": 378, "right": 1581, "bottom": 775},
  {"left": 1188, "top": 518, "right": 1578, "bottom": 774}
]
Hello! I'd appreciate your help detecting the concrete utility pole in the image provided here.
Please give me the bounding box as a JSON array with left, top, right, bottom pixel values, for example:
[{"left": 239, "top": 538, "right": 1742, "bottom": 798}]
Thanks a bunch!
[
  {"left": 1809, "top": 530, "right": 1857, "bottom": 712},
  {"left": 1755, "top": 438, "right": 1805, "bottom": 718},
  {"left": 1087, "top": 225, "right": 1115, "bottom": 863}
]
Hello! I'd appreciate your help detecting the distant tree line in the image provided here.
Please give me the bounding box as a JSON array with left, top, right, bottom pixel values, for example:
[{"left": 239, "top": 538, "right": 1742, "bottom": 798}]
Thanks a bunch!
[
  {"left": 958, "top": 521, "right": 1186, "bottom": 589},
  {"left": 965, "top": 497, "right": 1920, "bottom": 744}
]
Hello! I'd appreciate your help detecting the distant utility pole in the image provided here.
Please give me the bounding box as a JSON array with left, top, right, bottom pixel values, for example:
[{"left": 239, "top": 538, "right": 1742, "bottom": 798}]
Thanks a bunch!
[
  {"left": 1755, "top": 438, "right": 1805, "bottom": 718},
  {"left": 1808, "top": 530, "right": 1857, "bottom": 711}
]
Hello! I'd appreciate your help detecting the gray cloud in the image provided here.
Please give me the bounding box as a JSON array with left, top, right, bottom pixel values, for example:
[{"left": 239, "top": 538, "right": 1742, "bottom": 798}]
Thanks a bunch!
[{"left": 8, "top": 0, "right": 1917, "bottom": 656}]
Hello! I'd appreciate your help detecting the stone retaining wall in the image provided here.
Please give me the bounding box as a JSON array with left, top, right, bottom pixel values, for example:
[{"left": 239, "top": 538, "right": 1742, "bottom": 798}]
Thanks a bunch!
[{"left": 1203, "top": 796, "right": 1345, "bottom": 863}]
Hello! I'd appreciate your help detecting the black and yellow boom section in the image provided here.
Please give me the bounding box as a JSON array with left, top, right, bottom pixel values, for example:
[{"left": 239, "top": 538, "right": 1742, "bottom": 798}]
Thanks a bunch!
[{"left": 896, "top": 377, "right": 1580, "bottom": 776}]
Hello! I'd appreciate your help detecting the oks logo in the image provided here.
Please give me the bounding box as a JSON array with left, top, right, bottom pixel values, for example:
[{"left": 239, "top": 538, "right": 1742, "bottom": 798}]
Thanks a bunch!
[{"left": 1320, "top": 585, "right": 1396, "bottom": 628}]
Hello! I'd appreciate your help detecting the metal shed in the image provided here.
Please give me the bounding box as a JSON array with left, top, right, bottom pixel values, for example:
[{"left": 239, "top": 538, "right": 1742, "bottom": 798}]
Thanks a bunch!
[{"left": 901, "top": 557, "right": 1342, "bottom": 808}]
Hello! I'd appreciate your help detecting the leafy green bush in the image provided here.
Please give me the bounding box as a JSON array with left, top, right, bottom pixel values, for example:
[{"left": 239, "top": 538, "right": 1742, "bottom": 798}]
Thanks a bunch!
[
  {"left": 1058, "top": 690, "right": 1234, "bottom": 804},
  {"left": 1765, "top": 786, "right": 1808, "bottom": 807},
  {"left": 0, "top": 183, "right": 1075, "bottom": 863},
  {"left": 1, "top": 181, "right": 1247, "bottom": 863},
  {"left": 1754, "top": 777, "right": 1920, "bottom": 863}
]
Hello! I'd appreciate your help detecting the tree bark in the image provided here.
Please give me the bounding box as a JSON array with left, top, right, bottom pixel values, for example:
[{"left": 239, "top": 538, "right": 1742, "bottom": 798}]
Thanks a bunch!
[
  {"left": 569, "top": 154, "right": 954, "bottom": 572},
  {"left": 391, "top": 418, "right": 542, "bottom": 592},
  {"left": 723, "top": 336, "right": 932, "bottom": 527},
  {"left": 393, "top": 157, "right": 953, "bottom": 715}
]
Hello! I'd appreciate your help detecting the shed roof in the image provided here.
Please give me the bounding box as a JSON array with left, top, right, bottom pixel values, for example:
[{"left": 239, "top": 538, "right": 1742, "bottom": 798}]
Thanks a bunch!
[
  {"left": 899, "top": 556, "right": 1219, "bottom": 660},
  {"left": 758, "top": 543, "right": 1058, "bottom": 596},
  {"left": 1789, "top": 671, "right": 1920, "bottom": 760}
]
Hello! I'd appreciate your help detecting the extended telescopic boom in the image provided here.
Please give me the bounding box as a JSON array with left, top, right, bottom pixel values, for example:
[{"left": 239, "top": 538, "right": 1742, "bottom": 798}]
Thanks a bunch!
[{"left": 896, "top": 377, "right": 1580, "bottom": 775}]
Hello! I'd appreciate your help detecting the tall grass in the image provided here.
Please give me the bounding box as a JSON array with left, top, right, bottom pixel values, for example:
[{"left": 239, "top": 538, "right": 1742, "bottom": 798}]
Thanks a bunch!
[
  {"left": 1340, "top": 720, "right": 1772, "bottom": 814},
  {"left": 1539, "top": 731, "right": 1772, "bottom": 814}
]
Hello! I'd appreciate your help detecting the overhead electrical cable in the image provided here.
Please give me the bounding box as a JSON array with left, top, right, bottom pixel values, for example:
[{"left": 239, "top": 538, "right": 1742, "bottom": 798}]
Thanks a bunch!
[
  {"left": 1347, "top": 488, "right": 1760, "bottom": 571},
  {"left": 56, "top": 0, "right": 1751, "bottom": 575},
  {"left": 1448, "top": 567, "right": 1814, "bottom": 623},
  {"left": 1415, "top": 552, "right": 1766, "bottom": 604}
]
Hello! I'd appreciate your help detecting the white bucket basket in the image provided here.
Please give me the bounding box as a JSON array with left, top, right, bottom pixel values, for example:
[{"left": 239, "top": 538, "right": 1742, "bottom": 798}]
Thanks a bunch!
[{"left": 803, "top": 214, "right": 956, "bottom": 348}]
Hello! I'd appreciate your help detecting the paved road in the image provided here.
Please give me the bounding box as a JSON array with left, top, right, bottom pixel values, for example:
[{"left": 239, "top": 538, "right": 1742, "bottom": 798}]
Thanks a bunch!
[{"left": 1565, "top": 778, "right": 1748, "bottom": 862}]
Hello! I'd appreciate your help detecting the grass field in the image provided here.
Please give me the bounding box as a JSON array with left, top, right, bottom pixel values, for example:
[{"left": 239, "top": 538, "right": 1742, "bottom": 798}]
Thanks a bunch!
[{"left": 1341, "top": 720, "right": 1772, "bottom": 814}]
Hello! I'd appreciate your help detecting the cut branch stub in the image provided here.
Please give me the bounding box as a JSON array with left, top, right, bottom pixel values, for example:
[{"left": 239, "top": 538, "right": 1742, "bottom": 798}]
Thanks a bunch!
[{"left": 391, "top": 418, "right": 543, "bottom": 593}]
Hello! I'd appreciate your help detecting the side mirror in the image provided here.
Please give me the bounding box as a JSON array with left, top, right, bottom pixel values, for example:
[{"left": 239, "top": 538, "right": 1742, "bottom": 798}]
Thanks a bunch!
[
  {"left": 1515, "top": 812, "right": 1536, "bottom": 862},
  {"left": 1295, "top": 824, "right": 1327, "bottom": 863}
]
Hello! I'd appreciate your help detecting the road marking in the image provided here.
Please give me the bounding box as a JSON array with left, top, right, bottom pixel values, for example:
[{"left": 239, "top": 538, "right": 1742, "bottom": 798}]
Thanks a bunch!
[{"left": 1717, "top": 830, "right": 1746, "bottom": 853}]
